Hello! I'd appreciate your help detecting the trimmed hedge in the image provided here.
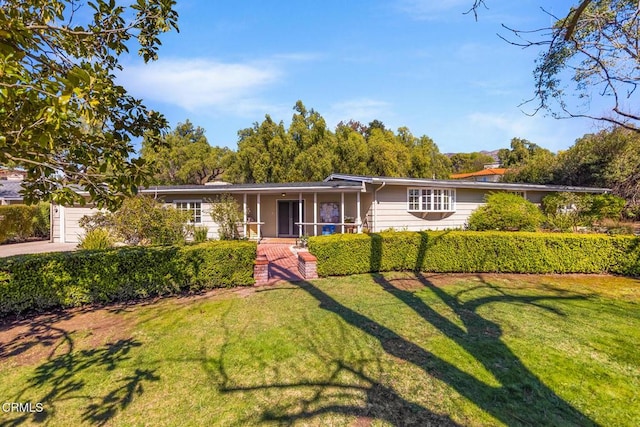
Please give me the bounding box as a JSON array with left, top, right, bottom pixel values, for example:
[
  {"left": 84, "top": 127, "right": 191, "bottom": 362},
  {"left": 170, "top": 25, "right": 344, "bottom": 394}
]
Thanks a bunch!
[
  {"left": 0, "top": 240, "right": 256, "bottom": 316},
  {"left": 308, "top": 231, "right": 640, "bottom": 277},
  {"left": 1, "top": 205, "right": 38, "bottom": 243}
]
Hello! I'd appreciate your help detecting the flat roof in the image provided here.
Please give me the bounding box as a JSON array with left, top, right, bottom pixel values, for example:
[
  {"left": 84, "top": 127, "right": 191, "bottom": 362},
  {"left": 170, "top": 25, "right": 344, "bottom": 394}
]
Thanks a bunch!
[
  {"left": 138, "top": 180, "right": 364, "bottom": 195},
  {"left": 325, "top": 173, "right": 610, "bottom": 194}
]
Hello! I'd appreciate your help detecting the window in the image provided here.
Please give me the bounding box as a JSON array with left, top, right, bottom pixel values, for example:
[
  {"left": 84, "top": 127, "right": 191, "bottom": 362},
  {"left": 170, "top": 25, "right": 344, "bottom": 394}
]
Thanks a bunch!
[
  {"left": 175, "top": 201, "right": 202, "bottom": 224},
  {"left": 408, "top": 188, "right": 456, "bottom": 212}
]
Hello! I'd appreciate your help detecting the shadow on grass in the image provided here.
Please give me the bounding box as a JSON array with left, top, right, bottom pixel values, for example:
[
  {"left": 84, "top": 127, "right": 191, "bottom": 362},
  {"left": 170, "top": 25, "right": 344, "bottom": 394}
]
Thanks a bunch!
[
  {"left": 285, "top": 274, "right": 598, "bottom": 425},
  {"left": 2, "top": 338, "right": 157, "bottom": 426},
  {"left": 201, "top": 308, "right": 461, "bottom": 426}
]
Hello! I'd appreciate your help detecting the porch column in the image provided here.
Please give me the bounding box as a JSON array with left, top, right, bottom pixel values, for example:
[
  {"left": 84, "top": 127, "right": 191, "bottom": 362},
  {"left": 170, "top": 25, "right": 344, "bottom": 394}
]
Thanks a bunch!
[
  {"left": 256, "top": 193, "right": 261, "bottom": 240},
  {"left": 340, "top": 192, "right": 345, "bottom": 234},
  {"left": 313, "top": 192, "right": 318, "bottom": 236},
  {"left": 298, "top": 192, "right": 303, "bottom": 237},
  {"left": 356, "top": 191, "right": 361, "bottom": 233},
  {"left": 243, "top": 193, "right": 247, "bottom": 238}
]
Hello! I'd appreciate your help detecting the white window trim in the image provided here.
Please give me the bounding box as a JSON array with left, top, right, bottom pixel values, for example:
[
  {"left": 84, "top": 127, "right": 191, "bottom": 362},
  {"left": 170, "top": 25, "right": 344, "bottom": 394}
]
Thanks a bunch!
[
  {"left": 407, "top": 188, "right": 456, "bottom": 213},
  {"left": 175, "top": 200, "right": 203, "bottom": 224}
]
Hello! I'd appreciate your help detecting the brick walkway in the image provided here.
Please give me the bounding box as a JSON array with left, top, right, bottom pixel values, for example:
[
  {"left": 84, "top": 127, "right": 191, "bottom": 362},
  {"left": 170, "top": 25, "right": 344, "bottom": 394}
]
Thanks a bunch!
[{"left": 257, "top": 242, "right": 303, "bottom": 284}]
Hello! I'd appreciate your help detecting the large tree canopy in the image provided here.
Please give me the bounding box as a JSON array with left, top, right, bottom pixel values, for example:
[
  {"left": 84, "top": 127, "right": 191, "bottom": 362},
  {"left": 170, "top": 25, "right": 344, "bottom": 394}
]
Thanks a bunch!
[
  {"left": 141, "top": 121, "right": 231, "bottom": 185},
  {"left": 224, "top": 101, "right": 451, "bottom": 183},
  {"left": 471, "top": 1, "right": 640, "bottom": 131},
  {"left": 0, "top": 0, "right": 178, "bottom": 210}
]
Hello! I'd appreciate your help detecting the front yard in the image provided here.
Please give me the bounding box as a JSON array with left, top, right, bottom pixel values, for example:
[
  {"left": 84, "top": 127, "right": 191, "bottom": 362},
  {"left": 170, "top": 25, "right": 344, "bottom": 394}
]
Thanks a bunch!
[{"left": 0, "top": 273, "right": 638, "bottom": 426}]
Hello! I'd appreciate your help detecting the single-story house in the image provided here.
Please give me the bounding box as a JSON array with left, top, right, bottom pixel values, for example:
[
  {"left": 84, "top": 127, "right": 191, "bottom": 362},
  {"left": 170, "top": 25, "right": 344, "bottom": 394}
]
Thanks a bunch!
[
  {"left": 0, "top": 181, "right": 25, "bottom": 205},
  {"left": 50, "top": 173, "right": 610, "bottom": 243}
]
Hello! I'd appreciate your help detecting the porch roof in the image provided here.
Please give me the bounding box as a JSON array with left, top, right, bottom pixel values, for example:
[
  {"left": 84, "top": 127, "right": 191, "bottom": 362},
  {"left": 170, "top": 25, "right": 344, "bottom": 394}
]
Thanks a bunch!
[
  {"left": 325, "top": 173, "right": 610, "bottom": 194},
  {"left": 139, "top": 180, "right": 364, "bottom": 195}
]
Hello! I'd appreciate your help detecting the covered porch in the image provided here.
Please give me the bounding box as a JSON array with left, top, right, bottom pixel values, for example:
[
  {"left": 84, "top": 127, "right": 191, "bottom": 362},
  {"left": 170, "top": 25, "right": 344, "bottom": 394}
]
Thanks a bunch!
[{"left": 229, "top": 182, "right": 368, "bottom": 239}]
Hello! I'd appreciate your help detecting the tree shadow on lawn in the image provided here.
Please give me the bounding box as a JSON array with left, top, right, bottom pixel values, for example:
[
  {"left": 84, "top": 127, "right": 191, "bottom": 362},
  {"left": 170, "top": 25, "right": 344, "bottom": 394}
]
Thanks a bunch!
[
  {"left": 290, "top": 277, "right": 598, "bottom": 426},
  {"left": 0, "top": 310, "right": 76, "bottom": 365},
  {"left": 1, "top": 337, "right": 158, "bottom": 426},
  {"left": 200, "top": 307, "right": 461, "bottom": 426}
]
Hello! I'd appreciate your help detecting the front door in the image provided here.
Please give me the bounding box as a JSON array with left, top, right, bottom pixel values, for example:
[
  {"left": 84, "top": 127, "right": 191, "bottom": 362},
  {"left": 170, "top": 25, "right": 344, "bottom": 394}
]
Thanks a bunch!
[{"left": 278, "top": 200, "right": 303, "bottom": 237}]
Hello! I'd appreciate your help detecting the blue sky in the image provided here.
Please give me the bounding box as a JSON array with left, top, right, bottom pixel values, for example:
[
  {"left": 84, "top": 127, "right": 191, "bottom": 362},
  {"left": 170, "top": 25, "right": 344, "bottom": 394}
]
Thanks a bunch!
[{"left": 118, "top": 0, "right": 607, "bottom": 154}]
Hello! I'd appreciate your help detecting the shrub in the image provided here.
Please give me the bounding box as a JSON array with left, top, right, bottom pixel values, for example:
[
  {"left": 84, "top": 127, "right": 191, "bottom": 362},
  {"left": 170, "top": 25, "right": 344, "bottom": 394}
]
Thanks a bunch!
[
  {"left": 0, "top": 205, "right": 36, "bottom": 243},
  {"left": 79, "top": 211, "right": 113, "bottom": 232},
  {"left": 80, "top": 195, "right": 191, "bottom": 246},
  {"left": 0, "top": 240, "right": 257, "bottom": 316},
  {"left": 588, "top": 193, "right": 626, "bottom": 221},
  {"left": 541, "top": 193, "right": 626, "bottom": 231},
  {"left": 193, "top": 226, "right": 209, "bottom": 243},
  {"left": 32, "top": 203, "right": 50, "bottom": 239},
  {"left": 210, "top": 193, "right": 243, "bottom": 240},
  {"left": 78, "top": 228, "right": 114, "bottom": 250},
  {"left": 308, "top": 231, "right": 640, "bottom": 277},
  {"left": 468, "top": 192, "right": 544, "bottom": 231}
]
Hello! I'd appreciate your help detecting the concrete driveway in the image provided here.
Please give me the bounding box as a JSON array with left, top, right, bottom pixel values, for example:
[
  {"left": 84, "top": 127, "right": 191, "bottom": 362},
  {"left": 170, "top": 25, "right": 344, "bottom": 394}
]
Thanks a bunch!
[{"left": 0, "top": 241, "right": 77, "bottom": 257}]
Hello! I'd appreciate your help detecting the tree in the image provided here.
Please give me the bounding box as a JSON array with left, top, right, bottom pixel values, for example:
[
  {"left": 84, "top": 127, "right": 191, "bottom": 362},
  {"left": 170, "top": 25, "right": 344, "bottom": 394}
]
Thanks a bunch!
[
  {"left": 450, "top": 152, "right": 496, "bottom": 174},
  {"left": 499, "top": 138, "right": 557, "bottom": 184},
  {"left": 0, "top": 0, "right": 179, "bottom": 210},
  {"left": 399, "top": 129, "right": 452, "bottom": 179},
  {"left": 366, "top": 128, "right": 410, "bottom": 177},
  {"left": 471, "top": 1, "right": 640, "bottom": 131},
  {"left": 225, "top": 115, "right": 295, "bottom": 183},
  {"left": 555, "top": 127, "right": 640, "bottom": 213},
  {"left": 209, "top": 194, "right": 243, "bottom": 240},
  {"left": 141, "top": 121, "right": 231, "bottom": 185},
  {"left": 333, "top": 123, "right": 370, "bottom": 176}
]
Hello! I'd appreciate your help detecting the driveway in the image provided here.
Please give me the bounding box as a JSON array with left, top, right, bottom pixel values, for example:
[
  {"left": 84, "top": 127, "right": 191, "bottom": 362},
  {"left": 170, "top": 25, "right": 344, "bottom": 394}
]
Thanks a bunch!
[{"left": 0, "top": 241, "right": 77, "bottom": 258}]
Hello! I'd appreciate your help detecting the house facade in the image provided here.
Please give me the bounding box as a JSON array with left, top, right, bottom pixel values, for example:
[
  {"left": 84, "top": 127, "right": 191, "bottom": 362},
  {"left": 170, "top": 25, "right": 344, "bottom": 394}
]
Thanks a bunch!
[{"left": 50, "top": 174, "right": 610, "bottom": 243}]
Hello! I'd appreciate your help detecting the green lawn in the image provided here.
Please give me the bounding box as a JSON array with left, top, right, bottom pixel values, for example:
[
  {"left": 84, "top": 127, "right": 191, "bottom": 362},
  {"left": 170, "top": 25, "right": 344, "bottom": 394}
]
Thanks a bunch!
[{"left": 1, "top": 273, "right": 639, "bottom": 426}]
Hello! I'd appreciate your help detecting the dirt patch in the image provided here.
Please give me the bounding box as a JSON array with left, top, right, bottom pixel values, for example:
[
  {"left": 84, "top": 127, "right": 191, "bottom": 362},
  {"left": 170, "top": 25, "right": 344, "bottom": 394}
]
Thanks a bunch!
[{"left": 0, "top": 306, "right": 134, "bottom": 367}]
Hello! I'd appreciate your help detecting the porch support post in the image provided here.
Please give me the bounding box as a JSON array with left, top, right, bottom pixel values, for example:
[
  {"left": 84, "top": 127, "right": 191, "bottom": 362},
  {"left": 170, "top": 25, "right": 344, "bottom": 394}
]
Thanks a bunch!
[
  {"left": 340, "top": 192, "right": 345, "bottom": 234},
  {"left": 356, "top": 191, "right": 361, "bottom": 233},
  {"left": 243, "top": 193, "right": 247, "bottom": 238},
  {"left": 298, "top": 192, "right": 303, "bottom": 237},
  {"left": 313, "top": 192, "right": 318, "bottom": 236},
  {"left": 257, "top": 193, "right": 261, "bottom": 240}
]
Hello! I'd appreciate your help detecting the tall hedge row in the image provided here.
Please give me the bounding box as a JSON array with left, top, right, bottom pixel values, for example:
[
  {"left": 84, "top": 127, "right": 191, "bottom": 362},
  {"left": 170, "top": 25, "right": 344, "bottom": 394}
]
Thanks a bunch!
[
  {"left": 0, "top": 240, "right": 256, "bottom": 316},
  {"left": 0, "top": 204, "right": 50, "bottom": 243},
  {"left": 308, "top": 231, "right": 640, "bottom": 277}
]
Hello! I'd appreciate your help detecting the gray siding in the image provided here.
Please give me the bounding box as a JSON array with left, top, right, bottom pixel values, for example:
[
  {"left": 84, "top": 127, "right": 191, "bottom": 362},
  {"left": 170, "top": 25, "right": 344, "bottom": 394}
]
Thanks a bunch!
[{"left": 372, "top": 186, "right": 485, "bottom": 231}]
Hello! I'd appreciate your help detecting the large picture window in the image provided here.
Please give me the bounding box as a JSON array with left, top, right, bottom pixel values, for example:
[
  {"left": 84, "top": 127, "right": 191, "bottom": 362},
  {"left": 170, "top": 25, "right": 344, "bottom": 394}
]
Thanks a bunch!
[
  {"left": 175, "top": 201, "right": 202, "bottom": 223},
  {"left": 407, "top": 188, "right": 455, "bottom": 212}
]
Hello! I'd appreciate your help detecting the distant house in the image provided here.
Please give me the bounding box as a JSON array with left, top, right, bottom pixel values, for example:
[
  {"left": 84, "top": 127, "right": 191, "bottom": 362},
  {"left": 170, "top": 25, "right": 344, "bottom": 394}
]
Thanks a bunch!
[
  {"left": 50, "top": 173, "right": 609, "bottom": 243},
  {"left": 0, "top": 168, "right": 27, "bottom": 182},
  {"left": 450, "top": 168, "right": 508, "bottom": 182},
  {"left": 0, "top": 181, "right": 24, "bottom": 205}
]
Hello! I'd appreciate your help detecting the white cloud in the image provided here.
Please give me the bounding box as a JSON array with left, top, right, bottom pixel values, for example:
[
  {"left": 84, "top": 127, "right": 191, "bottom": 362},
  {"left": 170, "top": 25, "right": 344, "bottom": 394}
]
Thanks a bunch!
[
  {"left": 120, "top": 58, "right": 281, "bottom": 111},
  {"left": 469, "top": 112, "right": 531, "bottom": 136},
  {"left": 467, "top": 111, "right": 599, "bottom": 151},
  {"left": 327, "top": 98, "right": 393, "bottom": 126}
]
